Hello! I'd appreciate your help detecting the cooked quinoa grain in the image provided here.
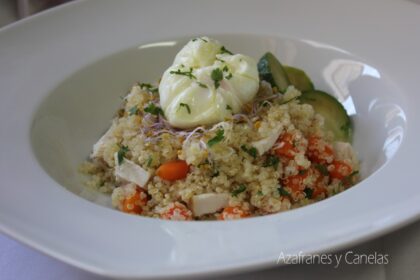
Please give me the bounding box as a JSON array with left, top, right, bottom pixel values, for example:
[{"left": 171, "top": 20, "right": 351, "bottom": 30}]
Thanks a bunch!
[{"left": 81, "top": 81, "right": 359, "bottom": 221}]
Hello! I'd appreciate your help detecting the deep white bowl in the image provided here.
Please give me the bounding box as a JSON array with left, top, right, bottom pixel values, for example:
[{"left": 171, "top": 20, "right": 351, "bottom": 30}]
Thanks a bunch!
[{"left": 1, "top": 0, "right": 419, "bottom": 278}]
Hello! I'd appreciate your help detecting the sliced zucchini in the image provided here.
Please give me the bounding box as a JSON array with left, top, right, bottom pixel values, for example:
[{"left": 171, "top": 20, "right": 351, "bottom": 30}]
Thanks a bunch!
[
  {"left": 284, "top": 66, "right": 314, "bottom": 92},
  {"left": 299, "top": 90, "right": 352, "bottom": 142},
  {"left": 257, "top": 52, "right": 290, "bottom": 92}
]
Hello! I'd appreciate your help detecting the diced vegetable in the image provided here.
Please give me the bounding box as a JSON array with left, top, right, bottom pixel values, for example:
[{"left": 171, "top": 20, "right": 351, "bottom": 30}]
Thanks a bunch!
[
  {"left": 156, "top": 160, "right": 189, "bottom": 181},
  {"left": 161, "top": 202, "right": 193, "bottom": 221},
  {"left": 299, "top": 90, "right": 352, "bottom": 142},
  {"left": 190, "top": 193, "right": 230, "bottom": 217},
  {"left": 121, "top": 187, "right": 148, "bottom": 214},
  {"left": 91, "top": 121, "right": 117, "bottom": 158},
  {"left": 306, "top": 136, "right": 334, "bottom": 164},
  {"left": 281, "top": 170, "right": 309, "bottom": 193},
  {"left": 114, "top": 153, "right": 151, "bottom": 187},
  {"left": 251, "top": 125, "right": 282, "bottom": 156},
  {"left": 284, "top": 66, "right": 314, "bottom": 92},
  {"left": 274, "top": 132, "right": 298, "bottom": 159},
  {"left": 218, "top": 206, "right": 250, "bottom": 220},
  {"left": 257, "top": 52, "right": 290, "bottom": 92},
  {"left": 329, "top": 160, "right": 352, "bottom": 180}
]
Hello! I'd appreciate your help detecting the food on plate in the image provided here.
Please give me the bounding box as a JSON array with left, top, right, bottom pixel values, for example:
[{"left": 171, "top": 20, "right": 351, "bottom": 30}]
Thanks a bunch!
[{"left": 81, "top": 37, "right": 359, "bottom": 221}]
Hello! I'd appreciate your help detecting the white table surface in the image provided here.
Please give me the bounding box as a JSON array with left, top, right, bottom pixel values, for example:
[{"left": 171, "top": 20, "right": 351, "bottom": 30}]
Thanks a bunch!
[{"left": 1, "top": 1, "right": 420, "bottom": 279}]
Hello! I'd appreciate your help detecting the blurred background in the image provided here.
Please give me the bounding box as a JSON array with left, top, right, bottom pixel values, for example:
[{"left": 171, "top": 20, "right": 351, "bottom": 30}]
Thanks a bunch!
[{"left": 0, "top": 0, "right": 71, "bottom": 26}]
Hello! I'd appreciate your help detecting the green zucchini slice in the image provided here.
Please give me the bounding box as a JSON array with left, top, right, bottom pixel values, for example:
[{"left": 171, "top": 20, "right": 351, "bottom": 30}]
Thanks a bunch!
[
  {"left": 257, "top": 52, "right": 290, "bottom": 93},
  {"left": 284, "top": 66, "right": 314, "bottom": 92},
  {"left": 300, "top": 90, "right": 352, "bottom": 142}
]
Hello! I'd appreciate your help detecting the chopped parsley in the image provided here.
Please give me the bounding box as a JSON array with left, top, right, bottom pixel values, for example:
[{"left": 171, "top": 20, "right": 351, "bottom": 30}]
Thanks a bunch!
[
  {"left": 211, "top": 169, "right": 220, "bottom": 177},
  {"left": 222, "top": 65, "right": 233, "bottom": 79},
  {"left": 226, "top": 104, "right": 233, "bottom": 111},
  {"left": 192, "top": 37, "right": 208, "bottom": 42},
  {"left": 146, "top": 156, "right": 153, "bottom": 167},
  {"left": 314, "top": 163, "right": 329, "bottom": 176},
  {"left": 211, "top": 68, "right": 223, "bottom": 89},
  {"left": 241, "top": 145, "right": 257, "bottom": 158},
  {"left": 117, "top": 146, "right": 129, "bottom": 165},
  {"left": 220, "top": 46, "right": 233, "bottom": 55},
  {"left": 232, "top": 184, "right": 246, "bottom": 197},
  {"left": 257, "top": 190, "right": 263, "bottom": 196},
  {"left": 139, "top": 83, "right": 158, "bottom": 93},
  {"left": 263, "top": 155, "right": 280, "bottom": 169},
  {"left": 207, "top": 129, "right": 224, "bottom": 147},
  {"left": 303, "top": 187, "right": 314, "bottom": 199},
  {"left": 197, "top": 81, "right": 208, "bottom": 88},
  {"left": 341, "top": 171, "right": 359, "bottom": 186},
  {"left": 128, "top": 106, "right": 139, "bottom": 116},
  {"left": 298, "top": 169, "right": 308, "bottom": 175},
  {"left": 170, "top": 67, "right": 196, "bottom": 79},
  {"left": 178, "top": 103, "right": 191, "bottom": 114},
  {"left": 144, "top": 103, "right": 164, "bottom": 116},
  {"left": 278, "top": 187, "right": 290, "bottom": 196}
]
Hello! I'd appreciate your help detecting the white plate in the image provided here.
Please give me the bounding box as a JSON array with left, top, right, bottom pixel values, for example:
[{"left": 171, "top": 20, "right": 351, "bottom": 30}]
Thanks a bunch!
[{"left": 0, "top": 0, "right": 419, "bottom": 278}]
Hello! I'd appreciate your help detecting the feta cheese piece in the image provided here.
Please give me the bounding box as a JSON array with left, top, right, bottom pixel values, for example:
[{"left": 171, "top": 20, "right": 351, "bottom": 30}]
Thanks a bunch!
[
  {"left": 114, "top": 152, "right": 150, "bottom": 187},
  {"left": 190, "top": 193, "right": 230, "bottom": 217},
  {"left": 91, "top": 121, "right": 117, "bottom": 158},
  {"left": 159, "top": 37, "right": 259, "bottom": 128},
  {"left": 252, "top": 125, "right": 283, "bottom": 156}
]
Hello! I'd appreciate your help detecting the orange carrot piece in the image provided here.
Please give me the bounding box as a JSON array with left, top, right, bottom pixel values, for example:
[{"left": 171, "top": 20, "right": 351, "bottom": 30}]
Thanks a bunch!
[
  {"left": 219, "top": 206, "right": 250, "bottom": 220},
  {"left": 161, "top": 202, "right": 193, "bottom": 221},
  {"left": 275, "top": 132, "right": 298, "bottom": 159},
  {"left": 306, "top": 135, "right": 334, "bottom": 164},
  {"left": 329, "top": 160, "right": 352, "bottom": 180},
  {"left": 122, "top": 187, "right": 148, "bottom": 214},
  {"left": 156, "top": 160, "right": 189, "bottom": 181}
]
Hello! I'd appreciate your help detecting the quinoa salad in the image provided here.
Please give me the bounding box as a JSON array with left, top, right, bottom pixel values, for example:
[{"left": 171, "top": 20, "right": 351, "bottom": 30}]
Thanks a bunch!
[{"left": 81, "top": 37, "right": 359, "bottom": 221}]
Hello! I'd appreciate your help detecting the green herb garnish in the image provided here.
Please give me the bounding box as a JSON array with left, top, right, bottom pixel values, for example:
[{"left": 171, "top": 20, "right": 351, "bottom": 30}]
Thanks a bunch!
[
  {"left": 170, "top": 67, "right": 196, "bottom": 79},
  {"left": 263, "top": 155, "right": 280, "bottom": 169},
  {"left": 128, "top": 106, "right": 139, "bottom": 116},
  {"left": 278, "top": 187, "right": 290, "bottom": 196},
  {"left": 139, "top": 83, "right": 158, "bottom": 93},
  {"left": 197, "top": 81, "right": 208, "bottom": 88},
  {"left": 341, "top": 171, "right": 359, "bottom": 186},
  {"left": 220, "top": 46, "right": 233, "bottom": 55},
  {"left": 257, "top": 190, "right": 263, "bottom": 196},
  {"left": 117, "top": 146, "right": 129, "bottom": 165},
  {"left": 207, "top": 129, "right": 224, "bottom": 147},
  {"left": 298, "top": 169, "right": 308, "bottom": 175},
  {"left": 241, "top": 145, "right": 257, "bottom": 158},
  {"left": 226, "top": 105, "right": 233, "bottom": 111},
  {"left": 225, "top": 72, "right": 233, "bottom": 80},
  {"left": 144, "top": 103, "right": 164, "bottom": 116},
  {"left": 314, "top": 163, "right": 329, "bottom": 176},
  {"left": 146, "top": 156, "right": 153, "bottom": 167},
  {"left": 178, "top": 103, "right": 191, "bottom": 114},
  {"left": 211, "top": 169, "right": 220, "bottom": 177},
  {"left": 211, "top": 68, "right": 223, "bottom": 89},
  {"left": 232, "top": 184, "right": 246, "bottom": 197},
  {"left": 303, "top": 187, "right": 314, "bottom": 199},
  {"left": 192, "top": 37, "right": 208, "bottom": 43}
]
